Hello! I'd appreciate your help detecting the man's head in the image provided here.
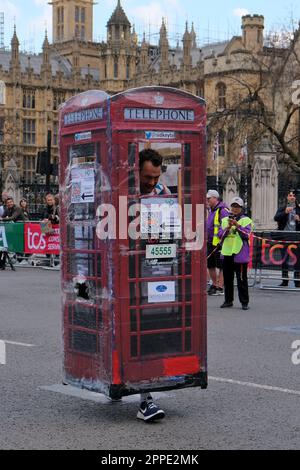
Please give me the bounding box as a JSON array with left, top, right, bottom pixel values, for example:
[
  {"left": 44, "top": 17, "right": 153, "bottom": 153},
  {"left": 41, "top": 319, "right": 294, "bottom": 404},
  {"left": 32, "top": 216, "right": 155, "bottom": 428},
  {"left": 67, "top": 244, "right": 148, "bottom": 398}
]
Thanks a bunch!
[
  {"left": 206, "top": 189, "right": 220, "bottom": 209},
  {"left": 139, "top": 148, "right": 163, "bottom": 194},
  {"left": 6, "top": 197, "right": 15, "bottom": 210},
  {"left": 45, "top": 194, "right": 55, "bottom": 207},
  {"left": 287, "top": 189, "right": 296, "bottom": 205},
  {"left": 230, "top": 196, "right": 244, "bottom": 216}
]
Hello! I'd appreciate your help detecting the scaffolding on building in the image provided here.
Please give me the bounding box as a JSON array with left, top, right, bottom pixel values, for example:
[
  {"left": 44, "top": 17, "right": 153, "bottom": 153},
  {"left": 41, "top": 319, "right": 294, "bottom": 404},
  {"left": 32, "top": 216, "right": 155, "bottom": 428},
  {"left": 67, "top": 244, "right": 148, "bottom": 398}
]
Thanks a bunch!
[{"left": 0, "top": 12, "right": 4, "bottom": 49}]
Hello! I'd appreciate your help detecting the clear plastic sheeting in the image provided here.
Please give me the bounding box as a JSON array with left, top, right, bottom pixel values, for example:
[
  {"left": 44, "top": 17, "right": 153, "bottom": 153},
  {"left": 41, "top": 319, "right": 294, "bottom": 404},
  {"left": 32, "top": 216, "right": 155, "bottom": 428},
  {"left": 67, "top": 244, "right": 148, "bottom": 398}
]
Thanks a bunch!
[{"left": 59, "top": 87, "right": 207, "bottom": 399}]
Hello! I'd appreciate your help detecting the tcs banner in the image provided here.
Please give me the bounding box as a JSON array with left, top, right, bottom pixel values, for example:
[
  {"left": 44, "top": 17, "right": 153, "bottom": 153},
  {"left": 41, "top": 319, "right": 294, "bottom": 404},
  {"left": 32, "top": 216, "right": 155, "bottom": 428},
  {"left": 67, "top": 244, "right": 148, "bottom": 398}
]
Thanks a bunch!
[{"left": 24, "top": 223, "right": 60, "bottom": 255}]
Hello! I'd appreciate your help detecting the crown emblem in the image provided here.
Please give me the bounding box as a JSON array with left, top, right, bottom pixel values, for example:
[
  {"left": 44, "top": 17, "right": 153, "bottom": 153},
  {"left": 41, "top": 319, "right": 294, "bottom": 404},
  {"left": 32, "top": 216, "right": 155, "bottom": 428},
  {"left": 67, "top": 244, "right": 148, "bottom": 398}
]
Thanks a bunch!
[
  {"left": 154, "top": 93, "right": 164, "bottom": 105},
  {"left": 81, "top": 97, "right": 89, "bottom": 106}
]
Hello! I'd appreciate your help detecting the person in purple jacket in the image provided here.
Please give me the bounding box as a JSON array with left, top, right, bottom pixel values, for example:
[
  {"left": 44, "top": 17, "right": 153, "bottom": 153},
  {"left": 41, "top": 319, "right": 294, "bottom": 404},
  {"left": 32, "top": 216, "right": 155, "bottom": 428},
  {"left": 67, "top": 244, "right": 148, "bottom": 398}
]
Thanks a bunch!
[
  {"left": 219, "top": 197, "right": 253, "bottom": 311},
  {"left": 206, "top": 190, "right": 230, "bottom": 295}
]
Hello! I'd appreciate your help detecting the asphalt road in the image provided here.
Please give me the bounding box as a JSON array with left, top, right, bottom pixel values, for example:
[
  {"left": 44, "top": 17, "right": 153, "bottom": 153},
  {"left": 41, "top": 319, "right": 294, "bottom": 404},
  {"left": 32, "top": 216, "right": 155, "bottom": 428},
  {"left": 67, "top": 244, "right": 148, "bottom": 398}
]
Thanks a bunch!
[{"left": 0, "top": 267, "right": 300, "bottom": 450}]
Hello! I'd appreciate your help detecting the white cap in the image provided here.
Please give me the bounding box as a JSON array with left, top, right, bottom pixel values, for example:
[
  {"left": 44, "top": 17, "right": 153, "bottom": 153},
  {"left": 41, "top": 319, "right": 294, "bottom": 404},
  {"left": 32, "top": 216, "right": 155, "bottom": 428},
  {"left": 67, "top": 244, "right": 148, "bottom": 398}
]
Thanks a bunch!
[
  {"left": 206, "top": 189, "right": 220, "bottom": 199},
  {"left": 231, "top": 196, "right": 244, "bottom": 207}
]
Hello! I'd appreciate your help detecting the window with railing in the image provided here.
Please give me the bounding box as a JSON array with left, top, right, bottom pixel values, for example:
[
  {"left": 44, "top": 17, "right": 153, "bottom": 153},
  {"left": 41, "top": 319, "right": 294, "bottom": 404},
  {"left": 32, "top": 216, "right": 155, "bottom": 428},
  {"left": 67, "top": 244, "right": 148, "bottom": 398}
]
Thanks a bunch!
[{"left": 23, "top": 119, "right": 36, "bottom": 145}]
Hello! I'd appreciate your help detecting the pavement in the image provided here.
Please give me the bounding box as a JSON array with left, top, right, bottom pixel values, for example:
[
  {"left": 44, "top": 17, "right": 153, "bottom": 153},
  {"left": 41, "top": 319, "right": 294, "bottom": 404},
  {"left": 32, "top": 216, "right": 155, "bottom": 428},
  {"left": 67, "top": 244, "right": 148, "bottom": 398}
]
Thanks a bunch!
[{"left": 0, "top": 267, "right": 300, "bottom": 450}]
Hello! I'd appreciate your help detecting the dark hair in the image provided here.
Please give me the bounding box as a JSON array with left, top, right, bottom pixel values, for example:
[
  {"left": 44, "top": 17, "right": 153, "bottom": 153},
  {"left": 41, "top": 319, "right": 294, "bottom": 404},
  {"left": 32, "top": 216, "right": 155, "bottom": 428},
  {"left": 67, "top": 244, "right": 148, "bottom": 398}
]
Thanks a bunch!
[
  {"left": 6, "top": 197, "right": 13, "bottom": 202},
  {"left": 139, "top": 149, "right": 163, "bottom": 171}
]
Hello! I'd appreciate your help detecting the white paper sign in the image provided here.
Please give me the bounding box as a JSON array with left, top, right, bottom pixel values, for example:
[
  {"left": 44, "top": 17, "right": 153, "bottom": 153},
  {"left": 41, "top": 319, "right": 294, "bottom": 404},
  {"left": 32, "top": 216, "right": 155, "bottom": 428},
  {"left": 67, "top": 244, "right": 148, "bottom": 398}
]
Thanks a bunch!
[
  {"left": 148, "top": 281, "right": 176, "bottom": 303},
  {"left": 71, "top": 168, "right": 95, "bottom": 203},
  {"left": 141, "top": 197, "right": 182, "bottom": 236}
]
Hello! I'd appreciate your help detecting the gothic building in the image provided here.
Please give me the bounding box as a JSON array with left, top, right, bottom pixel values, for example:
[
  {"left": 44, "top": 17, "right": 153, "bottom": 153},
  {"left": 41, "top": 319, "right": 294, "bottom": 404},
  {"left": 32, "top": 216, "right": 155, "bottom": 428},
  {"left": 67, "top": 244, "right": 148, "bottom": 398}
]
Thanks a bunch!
[{"left": 0, "top": 0, "right": 298, "bottom": 193}]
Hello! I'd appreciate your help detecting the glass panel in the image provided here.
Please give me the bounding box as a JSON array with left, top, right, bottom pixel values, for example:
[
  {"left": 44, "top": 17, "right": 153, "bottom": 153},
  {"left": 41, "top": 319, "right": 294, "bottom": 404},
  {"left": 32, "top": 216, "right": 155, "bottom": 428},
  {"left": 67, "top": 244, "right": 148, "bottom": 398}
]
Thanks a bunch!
[
  {"left": 72, "top": 304, "right": 97, "bottom": 329},
  {"left": 130, "top": 310, "right": 137, "bottom": 332},
  {"left": 184, "top": 171, "right": 191, "bottom": 191},
  {"left": 67, "top": 225, "right": 95, "bottom": 250},
  {"left": 129, "top": 255, "right": 136, "bottom": 279},
  {"left": 67, "top": 252, "right": 95, "bottom": 277},
  {"left": 140, "top": 332, "right": 182, "bottom": 356},
  {"left": 185, "top": 279, "right": 192, "bottom": 302},
  {"left": 140, "top": 306, "right": 182, "bottom": 331},
  {"left": 128, "top": 143, "right": 136, "bottom": 166},
  {"left": 131, "top": 336, "right": 138, "bottom": 357},
  {"left": 69, "top": 330, "right": 97, "bottom": 354},
  {"left": 184, "top": 143, "right": 191, "bottom": 167},
  {"left": 130, "top": 283, "right": 137, "bottom": 306},
  {"left": 185, "top": 331, "right": 192, "bottom": 352},
  {"left": 185, "top": 305, "right": 192, "bottom": 327},
  {"left": 138, "top": 142, "right": 182, "bottom": 195}
]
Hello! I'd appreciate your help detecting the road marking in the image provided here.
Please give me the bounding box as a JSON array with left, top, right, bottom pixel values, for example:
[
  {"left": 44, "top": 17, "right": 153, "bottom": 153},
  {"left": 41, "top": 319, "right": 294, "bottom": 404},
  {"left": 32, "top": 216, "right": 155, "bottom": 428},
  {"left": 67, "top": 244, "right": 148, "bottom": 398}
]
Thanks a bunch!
[
  {"left": 210, "top": 376, "right": 300, "bottom": 397},
  {"left": 1, "top": 340, "right": 35, "bottom": 347},
  {"left": 0, "top": 340, "right": 6, "bottom": 365}
]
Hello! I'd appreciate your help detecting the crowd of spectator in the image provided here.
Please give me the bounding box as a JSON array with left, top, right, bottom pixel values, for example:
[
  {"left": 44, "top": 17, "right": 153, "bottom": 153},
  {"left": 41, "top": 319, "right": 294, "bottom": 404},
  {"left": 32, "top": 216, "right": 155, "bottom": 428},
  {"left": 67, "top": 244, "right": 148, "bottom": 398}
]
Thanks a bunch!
[{"left": 0, "top": 191, "right": 59, "bottom": 270}]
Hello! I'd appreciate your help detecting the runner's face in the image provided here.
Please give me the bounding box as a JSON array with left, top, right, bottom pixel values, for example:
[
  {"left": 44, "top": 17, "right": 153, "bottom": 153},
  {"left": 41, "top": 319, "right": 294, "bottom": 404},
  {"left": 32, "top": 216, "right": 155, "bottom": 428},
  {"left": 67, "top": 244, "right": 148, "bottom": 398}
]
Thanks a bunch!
[{"left": 140, "top": 161, "right": 161, "bottom": 194}]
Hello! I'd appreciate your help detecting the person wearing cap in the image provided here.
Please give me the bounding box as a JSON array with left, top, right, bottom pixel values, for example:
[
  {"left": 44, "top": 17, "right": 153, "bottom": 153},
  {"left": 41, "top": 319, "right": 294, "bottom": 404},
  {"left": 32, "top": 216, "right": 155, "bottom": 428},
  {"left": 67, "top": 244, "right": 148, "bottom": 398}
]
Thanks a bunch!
[
  {"left": 206, "top": 189, "right": 230, "bottom": 295},
  {"left": 220, "top": 197, "right": 253, "bottom": 310},
  {"left": 274, "top": 189, "right": 300, "bottom": 287}
]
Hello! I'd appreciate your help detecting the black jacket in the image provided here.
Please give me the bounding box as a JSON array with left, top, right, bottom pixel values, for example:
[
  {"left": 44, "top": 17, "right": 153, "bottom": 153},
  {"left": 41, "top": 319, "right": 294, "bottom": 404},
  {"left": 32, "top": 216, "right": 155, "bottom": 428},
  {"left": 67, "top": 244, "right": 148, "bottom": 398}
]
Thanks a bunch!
[
  {"left": 274, "top": 204, "right": 300, "bottom": 231},
  {"left": 2, "top": 205, "right": 25, "bottom": 222},
  {"left": 43, "top": 204, "right": 59, "bottom": 224}
]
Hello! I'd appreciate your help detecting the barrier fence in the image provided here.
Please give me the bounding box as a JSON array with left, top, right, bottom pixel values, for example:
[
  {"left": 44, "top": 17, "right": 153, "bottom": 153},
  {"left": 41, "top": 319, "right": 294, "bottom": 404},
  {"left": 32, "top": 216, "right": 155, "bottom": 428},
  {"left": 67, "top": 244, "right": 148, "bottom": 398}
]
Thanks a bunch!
[
  {"left": 250, "top": 231, "right": 300, "bottom": 290},
  {"left": 0, "top": 222, "right": 59, "bottom": 256},
  {"left": 1, "top": 224, "right": 300, "bottom": 291}
]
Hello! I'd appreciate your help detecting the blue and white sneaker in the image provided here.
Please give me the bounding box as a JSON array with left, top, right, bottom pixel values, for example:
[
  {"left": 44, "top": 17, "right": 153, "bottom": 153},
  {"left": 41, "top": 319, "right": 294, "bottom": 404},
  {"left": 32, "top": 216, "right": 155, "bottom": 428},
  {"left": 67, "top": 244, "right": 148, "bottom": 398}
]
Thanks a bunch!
[{"left": 137, "top": 401, "right": 165, "bottom": 423}]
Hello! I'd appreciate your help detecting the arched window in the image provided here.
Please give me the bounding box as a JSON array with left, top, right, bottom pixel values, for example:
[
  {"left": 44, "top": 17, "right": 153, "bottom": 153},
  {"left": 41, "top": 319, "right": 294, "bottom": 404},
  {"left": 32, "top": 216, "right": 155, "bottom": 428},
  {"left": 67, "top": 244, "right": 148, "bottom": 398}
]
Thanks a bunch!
[{"left": 216, "top": 82, "right": 226, "bottom": 109}]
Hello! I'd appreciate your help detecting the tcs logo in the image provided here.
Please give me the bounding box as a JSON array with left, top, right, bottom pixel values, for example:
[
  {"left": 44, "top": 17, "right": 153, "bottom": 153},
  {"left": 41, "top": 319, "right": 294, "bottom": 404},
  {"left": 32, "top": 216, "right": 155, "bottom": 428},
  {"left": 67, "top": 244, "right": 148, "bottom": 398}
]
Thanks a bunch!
[
  {"left": 261, "top": 240, "right": 298, "bottom": 266},
  {"left": 26, "top": 226, "right": 46, "bottom": 251}
]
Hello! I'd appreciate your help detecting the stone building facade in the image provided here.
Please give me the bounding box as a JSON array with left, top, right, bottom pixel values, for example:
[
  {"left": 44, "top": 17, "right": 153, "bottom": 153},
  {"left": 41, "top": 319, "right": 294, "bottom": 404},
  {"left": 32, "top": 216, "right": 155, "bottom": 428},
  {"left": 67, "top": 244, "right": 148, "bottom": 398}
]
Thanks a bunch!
[{"left": 0, "top": 0, "right": 299, "bottom": 200}]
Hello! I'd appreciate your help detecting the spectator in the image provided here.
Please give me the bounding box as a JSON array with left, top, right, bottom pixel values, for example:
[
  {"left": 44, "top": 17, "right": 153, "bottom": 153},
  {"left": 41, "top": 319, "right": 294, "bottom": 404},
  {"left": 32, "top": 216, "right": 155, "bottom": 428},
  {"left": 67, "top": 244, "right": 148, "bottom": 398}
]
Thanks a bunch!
[
  {"left": 0, "top": 191, "right": 9, "bottom": 217},
  {"left": 0, "top": 197, "right": 25, "bottom": 222},
  {"left": 220, "top": 197, "right": 253, "bottom": 311},
  {"left": 20, "top": 198, "right": 30, "bottom": 221},
  {"left": 206, "top": 189, "right": 229, "bottom": 295},
  {"left": 43, "top": 193, "right": 59, "bottom": 225},
  {"left": 274, "top": 189, "right": 300, "bottom": 287}
]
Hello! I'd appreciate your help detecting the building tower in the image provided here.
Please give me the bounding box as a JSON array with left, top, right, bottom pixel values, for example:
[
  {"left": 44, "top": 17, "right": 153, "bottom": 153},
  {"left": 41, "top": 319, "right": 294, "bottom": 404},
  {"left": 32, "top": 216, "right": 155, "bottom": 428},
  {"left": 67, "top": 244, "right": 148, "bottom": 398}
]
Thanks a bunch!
[
  {"left": 102, "top": 0, "right": 136, "bottom": 89},
  {"left": 159, "top": 19, "right": 169, "bottom": 71},
  {"left": 242, "top": 14, "right": 264, "bottom": 53},
  {"left": 49, "top": 0, "right": 94, "bottom": 43},
  {"left": 182, "top": 22, "right": 192, "bottom": 68}
]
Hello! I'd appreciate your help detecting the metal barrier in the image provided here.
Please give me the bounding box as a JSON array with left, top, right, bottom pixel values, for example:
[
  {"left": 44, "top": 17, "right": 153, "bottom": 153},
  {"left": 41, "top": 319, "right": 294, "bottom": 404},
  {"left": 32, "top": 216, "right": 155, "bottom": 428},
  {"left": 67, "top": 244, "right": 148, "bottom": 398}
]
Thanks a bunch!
[
  {"left": 251, "top": 231, "right": 300, "bottom": 291},
  {"left": 0, "top": 222, "right": 60, "bottom": 271}
]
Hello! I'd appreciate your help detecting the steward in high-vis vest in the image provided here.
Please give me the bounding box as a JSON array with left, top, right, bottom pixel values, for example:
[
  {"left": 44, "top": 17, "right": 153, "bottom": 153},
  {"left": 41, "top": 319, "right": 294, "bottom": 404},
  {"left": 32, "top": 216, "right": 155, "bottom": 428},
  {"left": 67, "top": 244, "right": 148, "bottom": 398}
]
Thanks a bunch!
[
  {"left": 207, "top": 189, "right": 230, "bottom": 296},
  {"left": 220, "top": 196, "right": 253, "bottom": 311}
]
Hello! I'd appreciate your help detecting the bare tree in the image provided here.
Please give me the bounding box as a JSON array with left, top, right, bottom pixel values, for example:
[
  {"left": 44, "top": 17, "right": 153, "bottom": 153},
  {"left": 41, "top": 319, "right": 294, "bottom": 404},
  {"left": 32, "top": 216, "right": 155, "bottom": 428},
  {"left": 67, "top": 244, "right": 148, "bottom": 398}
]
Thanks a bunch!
[{"left": 208, "top": 26, "right": 300, "bottom": 169}]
